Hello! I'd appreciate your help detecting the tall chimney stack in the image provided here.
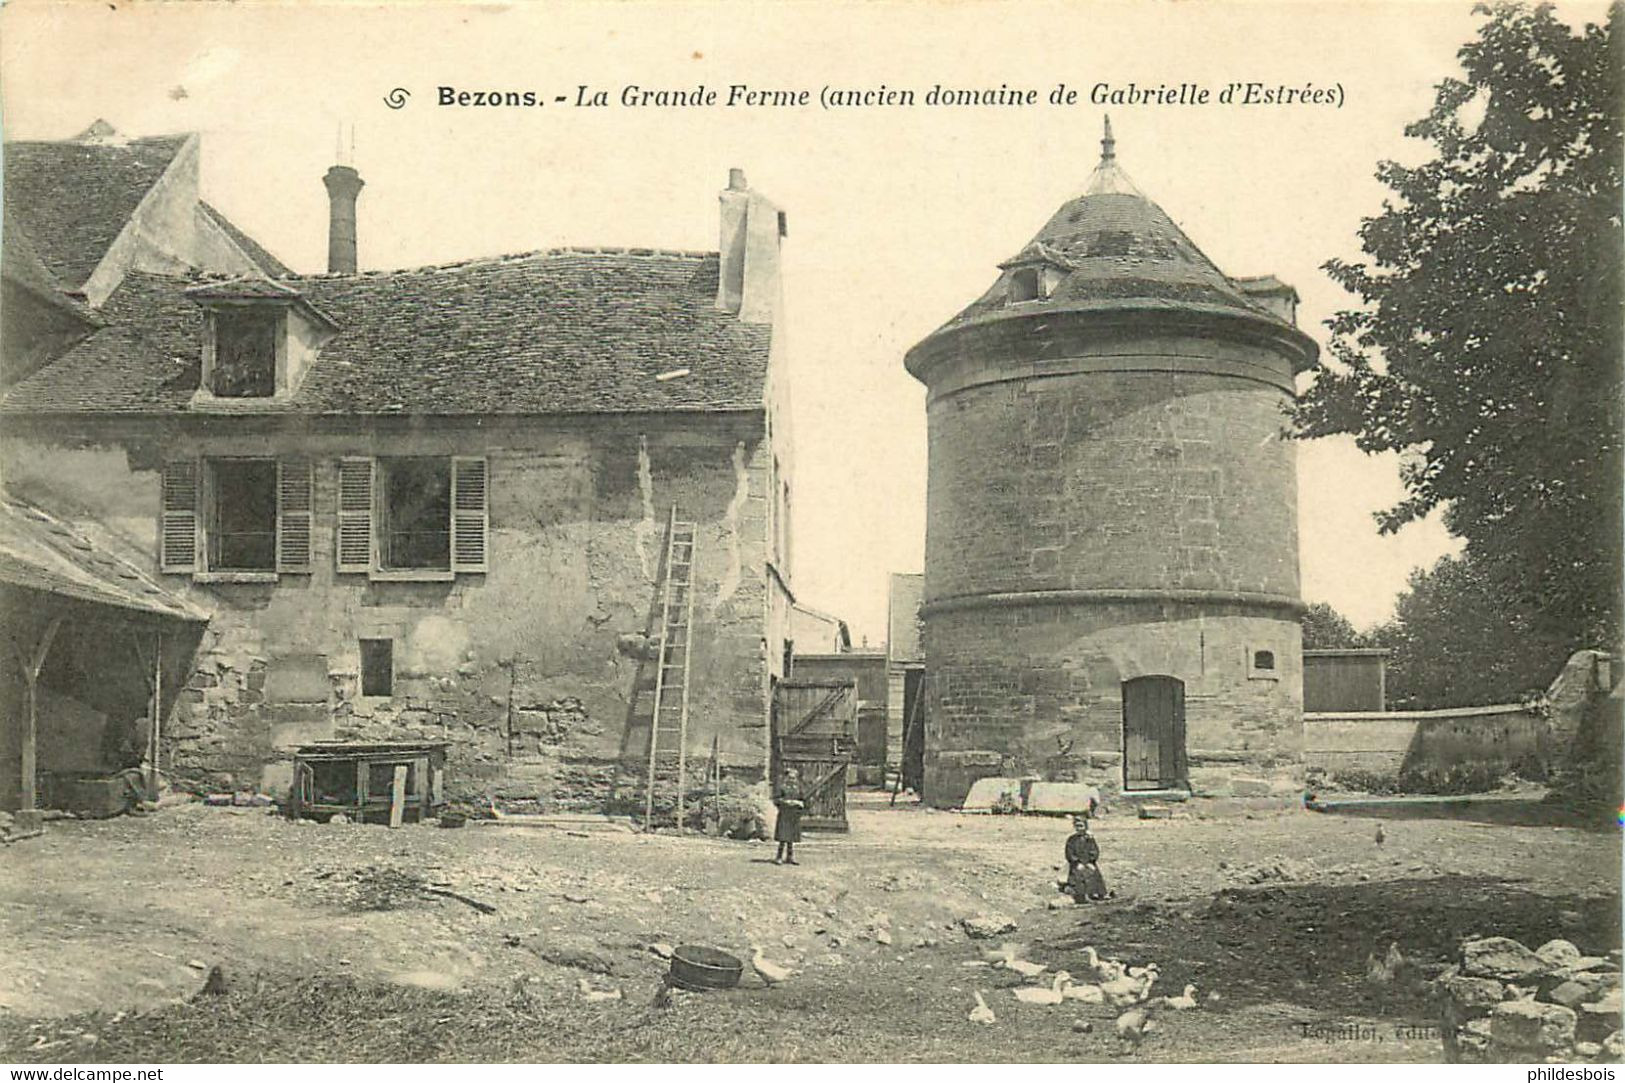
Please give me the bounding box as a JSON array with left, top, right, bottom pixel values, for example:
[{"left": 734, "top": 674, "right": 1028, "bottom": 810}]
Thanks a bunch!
[
  {"left": 322, "top": 164, "right": 364, "bottom": 273},
  {"left": 715, "top": 167, "right": 783, "bottom": 323}
]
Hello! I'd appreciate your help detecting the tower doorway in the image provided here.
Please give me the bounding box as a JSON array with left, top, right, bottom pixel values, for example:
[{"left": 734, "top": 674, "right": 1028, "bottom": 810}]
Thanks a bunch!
[{"left": 1121, "top": 675, "right": 1187, "bottom": 791}]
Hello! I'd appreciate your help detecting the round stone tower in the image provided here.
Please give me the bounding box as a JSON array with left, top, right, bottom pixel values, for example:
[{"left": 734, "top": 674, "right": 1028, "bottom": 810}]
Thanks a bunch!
[{"left": 904, "top": 122, "right": 1318, "bottom": 807}]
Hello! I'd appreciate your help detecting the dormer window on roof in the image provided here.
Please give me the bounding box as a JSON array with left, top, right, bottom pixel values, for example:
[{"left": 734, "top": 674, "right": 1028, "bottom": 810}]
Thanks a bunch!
[
  {"left": 184, "top": 277, "right": 338, "bottom": 403},
  {"left": 212, "top": 308, "right": 278, "bottom": 397}
]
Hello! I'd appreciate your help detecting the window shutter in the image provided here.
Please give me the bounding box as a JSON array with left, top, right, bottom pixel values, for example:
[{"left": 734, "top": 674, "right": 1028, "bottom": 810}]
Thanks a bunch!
[
  {"left": 450, "top": 456, "right": 488, "bottom": 573},
  {"left": 276, "top": 458, "right": 314, "bottom": 572},
  {"left": 336, "top": 457, "right": 374, "bottom": 573},
  {"left": 159, "top": 460, "right": 198, "bottom": 572}
]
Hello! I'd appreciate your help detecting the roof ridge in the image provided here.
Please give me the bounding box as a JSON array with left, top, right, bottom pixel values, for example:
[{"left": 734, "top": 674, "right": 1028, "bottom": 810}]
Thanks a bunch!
[
  {"left": 284, "top": 246, "right": 717, "bottom": 280},
  {"left": 3, "top": 132, "right": 193, "bottom": 149}
]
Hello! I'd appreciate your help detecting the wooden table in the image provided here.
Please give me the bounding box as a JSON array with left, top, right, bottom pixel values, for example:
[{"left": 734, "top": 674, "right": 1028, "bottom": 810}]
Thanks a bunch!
[{"left": 289, "top": 741, "right": 447, "bottom": 825}]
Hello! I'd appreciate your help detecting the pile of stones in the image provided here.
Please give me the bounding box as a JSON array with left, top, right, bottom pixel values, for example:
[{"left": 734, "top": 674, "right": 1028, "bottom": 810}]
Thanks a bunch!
[{"left": 1436, "top": 935, "right": 1622, "bottom": 1062}]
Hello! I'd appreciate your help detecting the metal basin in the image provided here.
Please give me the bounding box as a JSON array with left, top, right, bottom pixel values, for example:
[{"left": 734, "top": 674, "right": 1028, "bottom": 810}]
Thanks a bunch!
[{"left": 669, "top": 945, "right": 743, "bottom": 991}]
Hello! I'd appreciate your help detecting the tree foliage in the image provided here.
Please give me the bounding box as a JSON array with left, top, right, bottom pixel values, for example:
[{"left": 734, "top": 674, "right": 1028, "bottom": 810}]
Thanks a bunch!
[
  {"left": 1369, "top": 553, "right": 1559, "bottom": 709},
  {"left": 1295, "top": 2, "right": 1624, "bottom": 652},
  {"left": 1300, "top": 601, "right": 1365, "bottom": 649}
]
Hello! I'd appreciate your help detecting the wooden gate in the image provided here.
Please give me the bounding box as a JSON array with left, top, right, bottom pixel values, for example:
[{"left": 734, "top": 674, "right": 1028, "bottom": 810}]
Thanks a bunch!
[
  {"left": 1122, "top": 675, "right": 1187, "bottom": 791},
  {"left": 772, "top": 679, "right": 857, "bottom": 832}
]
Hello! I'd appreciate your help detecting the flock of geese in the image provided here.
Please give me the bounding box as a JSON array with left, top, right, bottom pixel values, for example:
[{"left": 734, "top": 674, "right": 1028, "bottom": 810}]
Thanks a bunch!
[
  {"left": 634, "top": 939, "right": 1202, "bottom": 1054},
  {"left": 970, "top": 943, "right": 1204, "bottom": 1053}
]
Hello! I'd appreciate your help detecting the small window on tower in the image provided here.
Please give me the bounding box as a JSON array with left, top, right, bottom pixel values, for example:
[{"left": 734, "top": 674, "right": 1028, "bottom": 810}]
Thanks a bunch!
[
  {"left": 211, "top": 309, "right": 279, "bottom": 397},
  {"left": 360, "top": 638, "right": 394, "bottom": 697},
  {"left": 1248, "top": 648, "right": 1279, "bottom": 680},
  {"left": 1010, "top": 268, "right": 1042, "bottom": 303}
]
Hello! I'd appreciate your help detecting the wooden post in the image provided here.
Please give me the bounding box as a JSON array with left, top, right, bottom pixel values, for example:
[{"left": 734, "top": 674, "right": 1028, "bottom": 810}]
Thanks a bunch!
[
  {"left": 147, "top": 630, "right": 163, "bottom": 800},
  {"left": 388, "top": 765, "right": 408, "bottom": 828},
  {"left": 18, "top": 614, "right": 64, "bottom": 813}
]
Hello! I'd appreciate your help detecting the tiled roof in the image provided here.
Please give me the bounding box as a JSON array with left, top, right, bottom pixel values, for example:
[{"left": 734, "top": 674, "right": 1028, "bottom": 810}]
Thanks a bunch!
[
  {"left": 2, "top": 248, "right": 773, "bottom": 417},
  {"left": 1, "top": 207, "right": 98, "bottom": 323},
  {"left": 2, "top": 134, "right": 189, "bottom": 290},
  {"left": 0, "top": 495, "right": 207, "bottom": 621},
  {"left": 199, "top": 202, "right": 294, "bottom": 277},
  {"left": 942, "top": 189, "right": 1270, "bottom": 329},
  {"left": 927, "top": 127, "right": 1297, "bottom": 336}
]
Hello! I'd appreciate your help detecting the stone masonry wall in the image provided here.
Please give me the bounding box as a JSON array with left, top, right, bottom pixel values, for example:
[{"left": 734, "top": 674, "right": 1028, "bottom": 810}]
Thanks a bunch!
[
  {"left": 917, "top": 329, "right": 1304, "bottom": 809},
  {"left": 2, "top": 413, "right": 780, "bottom": 811},
  {"left": 923, "top": 600, "right": 1303, "bottom": 807},
  {"left": 925, "top": 368, "right": 1299, "bottom": 603}
]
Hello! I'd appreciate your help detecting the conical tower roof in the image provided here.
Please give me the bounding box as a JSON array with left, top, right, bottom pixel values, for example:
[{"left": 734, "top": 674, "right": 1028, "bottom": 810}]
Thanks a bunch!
[{"left": 933, "top": 119, "right": 1287, "bottom": 332}]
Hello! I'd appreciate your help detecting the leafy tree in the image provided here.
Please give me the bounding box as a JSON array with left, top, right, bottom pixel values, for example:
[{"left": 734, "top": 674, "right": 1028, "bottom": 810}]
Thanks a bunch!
[
  {"left": 1301, "top": 601, "right": 1365, "bottom": 649},
  {"left": 1294, "top": 2, "right": 1624, "bottom": 655},
  {"left": 1370, "top": 554, "right": 1558, "bottom": 709}
]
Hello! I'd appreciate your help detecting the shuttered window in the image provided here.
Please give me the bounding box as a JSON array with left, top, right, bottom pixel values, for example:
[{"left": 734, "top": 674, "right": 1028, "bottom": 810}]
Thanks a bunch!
[
  {"left": 160, "top": 460, "right": 199, "bottom": 572},
  {"left": 276, "top": 459, "right": 314, "bottom": 572},
  {"left": 336, "top": 455, "right": 488, "bottom": 576},
  {"left": 336, "top": 457, "right": 375, "bottom": 573},
  {"left": 451, "top": 456, "right": 489, "bottom": 573}
]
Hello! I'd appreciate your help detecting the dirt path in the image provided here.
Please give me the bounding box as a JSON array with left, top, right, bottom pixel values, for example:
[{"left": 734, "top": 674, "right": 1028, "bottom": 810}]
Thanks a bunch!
[{"left": 0, "top": 793, "right": 1618, "bottom": 1061}]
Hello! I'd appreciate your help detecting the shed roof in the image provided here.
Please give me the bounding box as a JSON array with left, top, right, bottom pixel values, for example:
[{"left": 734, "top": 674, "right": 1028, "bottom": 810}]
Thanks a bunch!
[{"left": 0, "top": 496, "right": 207, "bottom": 621}]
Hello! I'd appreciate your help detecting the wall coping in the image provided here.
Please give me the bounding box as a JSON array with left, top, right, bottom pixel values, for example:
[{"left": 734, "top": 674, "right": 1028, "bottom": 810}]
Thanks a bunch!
[
  {"left": 1304, "top": 648, "right": 1392, "bottom": 658},
  {"left": 1305, "top": 704, "right": 1535, "bottom": 722}
]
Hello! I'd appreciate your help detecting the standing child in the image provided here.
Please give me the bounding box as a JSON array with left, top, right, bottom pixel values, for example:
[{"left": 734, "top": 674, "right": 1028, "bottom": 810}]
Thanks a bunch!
[
  {"left": 773, "top": 767, "right": 806, "bottom": 865},
  {"left": 1061, "top": 811, "right": 1109, "bottom": 902}
]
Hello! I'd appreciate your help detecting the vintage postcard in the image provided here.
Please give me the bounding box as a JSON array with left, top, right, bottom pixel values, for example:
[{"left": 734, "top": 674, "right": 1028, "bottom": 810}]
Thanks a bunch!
[{"left": 0, "top": 0, "right": 1619, "bottom": 1069}]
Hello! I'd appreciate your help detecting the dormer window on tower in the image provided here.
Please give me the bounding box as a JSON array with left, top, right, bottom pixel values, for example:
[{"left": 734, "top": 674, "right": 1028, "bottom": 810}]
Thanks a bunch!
[
  {"left": 999, "top": 242, "right": 1072, "bottom": 306},
  {"left": 186, "top": 277, "right": 338, "bottom": 403}
]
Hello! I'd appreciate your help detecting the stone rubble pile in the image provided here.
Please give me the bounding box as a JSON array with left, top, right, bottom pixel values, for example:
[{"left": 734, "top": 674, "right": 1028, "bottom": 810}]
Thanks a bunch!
[{"left": 1437, "top": 935, "right": 1622, "bottom": 1062}]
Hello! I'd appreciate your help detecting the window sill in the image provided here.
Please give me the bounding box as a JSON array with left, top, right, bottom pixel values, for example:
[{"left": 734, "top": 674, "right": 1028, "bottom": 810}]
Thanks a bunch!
[
  {"left": 194, "top": 571, "right": 279, "bottom": 584},
  {"left": 369, "top": 569, "right": 455, "bottom": 583},
  {"left": 1247, "top": 673, "right": 1280, "bottom": 682}
]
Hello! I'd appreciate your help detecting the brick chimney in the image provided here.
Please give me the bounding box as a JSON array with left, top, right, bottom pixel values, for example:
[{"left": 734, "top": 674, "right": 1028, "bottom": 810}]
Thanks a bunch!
[
  {"left": 716, "top": 168, "right": 784, "bottom": 324},
  {"left": 322, "top": 164, "right": 364, "bottom": 273}
]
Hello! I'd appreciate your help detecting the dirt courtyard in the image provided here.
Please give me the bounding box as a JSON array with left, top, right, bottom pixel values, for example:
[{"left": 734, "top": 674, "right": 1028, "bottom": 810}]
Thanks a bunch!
[{"left": 0, "top": 790, "right": 1619, "bottom": 1063}]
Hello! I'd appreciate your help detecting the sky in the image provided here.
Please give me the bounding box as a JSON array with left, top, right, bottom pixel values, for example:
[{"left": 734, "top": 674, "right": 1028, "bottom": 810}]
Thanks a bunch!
[{"left": 1, "top": 0, "right": 1608, "bottom": 644}]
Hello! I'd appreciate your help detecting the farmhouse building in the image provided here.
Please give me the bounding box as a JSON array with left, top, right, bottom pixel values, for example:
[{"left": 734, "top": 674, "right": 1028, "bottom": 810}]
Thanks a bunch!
[{"left": 1, "top": 124, "right": 797, "bottom": 815}]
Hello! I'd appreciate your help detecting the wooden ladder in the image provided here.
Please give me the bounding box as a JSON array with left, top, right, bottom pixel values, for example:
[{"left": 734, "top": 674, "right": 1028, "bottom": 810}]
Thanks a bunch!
[{"left": 644, "top": 506, "right": 697, "bottom": 829}]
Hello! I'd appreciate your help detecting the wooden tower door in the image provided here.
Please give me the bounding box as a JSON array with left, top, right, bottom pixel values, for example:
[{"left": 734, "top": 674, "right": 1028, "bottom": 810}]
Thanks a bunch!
[{"left": 1121, "top": 675, "right": 1187, "bottom": 791}]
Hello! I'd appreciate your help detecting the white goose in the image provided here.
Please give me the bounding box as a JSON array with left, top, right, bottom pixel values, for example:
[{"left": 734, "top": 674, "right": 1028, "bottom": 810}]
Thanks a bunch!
[{"left": 1013, "top": 971, "right": 1071, "bottom": 1006}]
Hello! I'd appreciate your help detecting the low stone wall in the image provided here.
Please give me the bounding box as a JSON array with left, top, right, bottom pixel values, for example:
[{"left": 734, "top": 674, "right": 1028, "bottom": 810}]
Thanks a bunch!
[{"left": 1305, "top": 704, "right": 1549, "bottom": 780}]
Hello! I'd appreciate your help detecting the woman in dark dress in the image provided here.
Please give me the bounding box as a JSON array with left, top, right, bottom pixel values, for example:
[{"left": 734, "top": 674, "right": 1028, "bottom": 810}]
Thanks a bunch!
[
  {"left": 773, "top": 767, "right": 806, "bottom": 865},
  {"left": 1062, "top": 814, "right": 1108, "bottom": 901}
]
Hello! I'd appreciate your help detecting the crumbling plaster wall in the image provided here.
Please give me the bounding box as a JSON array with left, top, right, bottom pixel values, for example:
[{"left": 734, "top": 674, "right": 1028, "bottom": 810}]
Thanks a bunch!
[{"left": 1, "top": 413, "right": 779, "bottom": 809}]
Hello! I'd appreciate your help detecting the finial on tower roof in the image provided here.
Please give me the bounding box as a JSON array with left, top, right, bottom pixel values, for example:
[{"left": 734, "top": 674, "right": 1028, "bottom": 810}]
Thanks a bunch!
[{"left": 1082, "top": 115, "right": 1143, "bottom": 198}]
